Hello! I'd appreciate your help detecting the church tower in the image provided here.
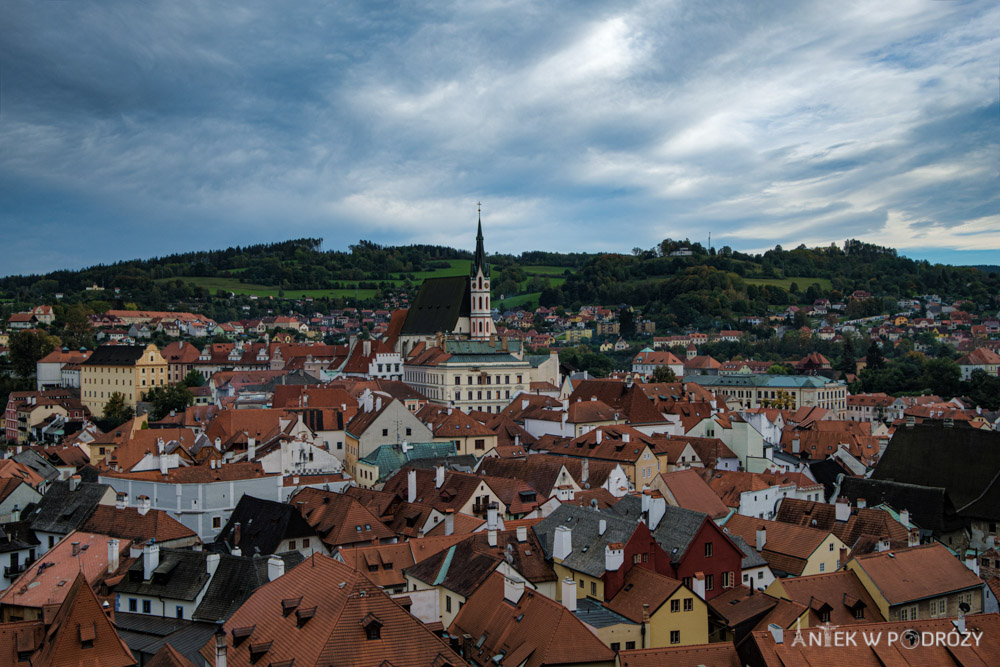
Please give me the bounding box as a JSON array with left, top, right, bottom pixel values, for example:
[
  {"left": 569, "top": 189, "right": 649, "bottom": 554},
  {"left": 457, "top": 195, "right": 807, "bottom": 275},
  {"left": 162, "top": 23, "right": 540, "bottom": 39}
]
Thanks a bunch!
[{"left": 470, "top": 207, "right": 494, "bottom": 340}]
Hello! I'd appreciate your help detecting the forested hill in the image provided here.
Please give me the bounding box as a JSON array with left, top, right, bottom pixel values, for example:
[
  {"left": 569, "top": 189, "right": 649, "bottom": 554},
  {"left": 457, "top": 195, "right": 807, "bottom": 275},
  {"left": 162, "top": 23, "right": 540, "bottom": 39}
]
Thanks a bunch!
[{"left": 0, "top": 238, "right": 997, "bottom": 331}]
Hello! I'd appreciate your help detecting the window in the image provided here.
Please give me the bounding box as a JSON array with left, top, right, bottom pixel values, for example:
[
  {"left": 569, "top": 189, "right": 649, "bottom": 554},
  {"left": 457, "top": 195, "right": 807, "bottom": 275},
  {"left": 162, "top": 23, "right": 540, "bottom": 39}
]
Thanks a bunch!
[
  {"left": 366, "top": 624, "right": 381, "bottom": 640},
  {"left": 475, "top": 439, "right": 485, "bottom": 450},
  {"left": 610, "top": 643, "right": 620, "bottom": 653},
  {"left": 626, "top": 641, "right": 636, "bottom": 650},
  {"left": 819, "top": 563, "right": 825, "bottom": 572},
  {"left": 829, "top": 542, "right": 835, "bottom": 551},
  {"left": 705, "top": 542, "right": 713, "bottom": 558},
  {"left": 382, "top": 429, "right": 388, "bottom": 437},
  {"left": 289, "top": 540, "right": 296, "bottom": 550},
  {"left": 898, "top": 605, "right": 918, "bottom": 621},
  {"left": 819, "top": 608, "right": 830, "bottom": 623},
  {"left": 670, "top": 599, "right": 680, "bottom": 612},
  {"left": 579, "top": 580, "right": 584, "bottom": 588},
  {"left": 670, "top": 631, "right": 680, "bottom": 645},
  {"left": 446, "top": 596, "right": 452, "bottom": 613},
  {"left": 682, "top": 577, "right": 691, "bottom": 588},
  {"left": 455, "top": 377, "right": 461, "bottom": 385},
  {"left": 633, "top": 554, "right": 641, "bottom": 564},
  {"left": 705, "top": 574, "right": 714, "bottom": 591},
  {"left": 683, "top": 598, "right": 693, "bottom": 611},
  {"left": 142, "top": 600, "right": 151, "bottom": 614},
  {"left": 176, "top": 606, "right": 184, "bottom": 619},
  {"left": 930, "top": 598, "right": 947, "bottom": 618},
  {"left": 213, "top": 517, "right": 222, "bottom": 529},
  {"left": 757, "top": 571, "right": 764, "bottom": 579},
  {"left": 854, "top": 606, "right": 865, "bottom": 619},
  {"left": 129, "top": 598, "right": 137, "bottom": 612},
  {"left": 591, "top": 582, "right": 597, "bottom": 596},
  {"left": 723, "top": 571, "right": 734, "bottom": 588}
]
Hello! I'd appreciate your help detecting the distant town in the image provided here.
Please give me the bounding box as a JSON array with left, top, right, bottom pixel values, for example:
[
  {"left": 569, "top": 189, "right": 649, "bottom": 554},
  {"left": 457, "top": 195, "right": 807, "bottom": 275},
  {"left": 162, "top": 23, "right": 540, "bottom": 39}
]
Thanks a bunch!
[{"left": 0, "top": 221, "right": 998, "bottom": 665}]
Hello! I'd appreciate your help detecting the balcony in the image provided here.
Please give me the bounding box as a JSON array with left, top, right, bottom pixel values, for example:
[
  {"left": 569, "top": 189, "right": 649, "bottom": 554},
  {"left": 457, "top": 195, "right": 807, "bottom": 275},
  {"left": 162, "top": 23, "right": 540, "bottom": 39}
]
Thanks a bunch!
[{"left": 4, "top": 562, "right": 28, "bottom": 578}]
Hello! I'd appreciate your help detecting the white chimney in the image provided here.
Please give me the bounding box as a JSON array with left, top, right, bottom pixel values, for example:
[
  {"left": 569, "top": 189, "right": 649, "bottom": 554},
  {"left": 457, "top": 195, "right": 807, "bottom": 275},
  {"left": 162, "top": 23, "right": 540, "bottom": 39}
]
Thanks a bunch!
[
  {"left": 598, "top": 519, "right": 607, "bottom": 536},
  {"left": 835, "top": 498, "right": 850, "bottom": 522},
  {"left": 521, "top": 399, "right": 529, "bottom": 411},
  {"left": 605, "top": 543, "right": 624, "bottom": 572},
  {"left": 375, "top": 396, "right": 382, "bottom": 412},
  {"left": 596, "top": 430, "right": 602, "bottom": 444},
  {"left": 143, "top": 541, "right": 160, "bottom": 580},
  {"left": 157, "top": 438, "right": 165, "bottom": 455},
  {"left": 692, "top": 572, "right": 706, "bottom": 600},
  {"left": 908, "top": 528, "right": 920, "bottom": 547},
  {"left": 138, "top": 496, "right": 151, "bottom": 516},
  {"left": 581, "top": 459, "right": 589, "bottom": 484},
  {"left": 115, "top": 493, "right": 127, "bottom": 510},
  {"left": 159, "top": 455, "right": 169, "bottom": 477},
  {"left": 487, "top": 505, "right": 498, "bottom": 547},
  {"left": 965, "top": 552, "right": 980, "bottom": 576},
  {"left": 553, "top": 525, "right": 572, "bottom": 561},
  {"left": 516, "top": 526, "right": 527, "bottom": 543},
  {"left": 69, "top": 475, "right": 80, "bottom": 492},
  {"left": 756, "top": 526, "right": 767, "bottom": 552},
  {"left": 857, "top": 498, "right": 867, "bottom": 510},
  {"left": 206, "top": 553, "right": 220, "bottom": 577},
  {"left": 407, "top": 469, "right": 417, "bottom": 503},
  {"left": 214, "top": 437, "right": 222, "bottom": 451},
  {"left": 248, "top": 437, "right": 256, "bottom": 461},
  {"left": 215, "top": 627, "right": 228, "bottom": 667},
  {"left": 899, "top": 509, "right": 910, "bottom": 527},
  {"left": 107, "top": 539, "right": 120, "bottom": 574},
  {"left": 648, "top": 497, "right": 666, "bottom": 530},
  {"left": 768, "top": 623, "right": 783, "bottom": 644},
  {"left": 130, "top": 541, "right": 143, "bottom": 559},
  {"left": 560, "top": 577, "right": 578, "bottom": 613},
  {"left": 503, "top": 576, "right": 525, "bottom": 605},
  {"left": 623, "top": 433, "right": 630, "bottom": 444},
  {"left": 232, "top": 546, "right": 242, "bottom": 557},
  {"left": 267, "top": 555, "right": 285, "bottom": 581},
  {"left": 435, "top": 465, "right": 445, "bottom": 489},
  {"left": 444, "top": 509, "right": 455, "bottom": 536}
]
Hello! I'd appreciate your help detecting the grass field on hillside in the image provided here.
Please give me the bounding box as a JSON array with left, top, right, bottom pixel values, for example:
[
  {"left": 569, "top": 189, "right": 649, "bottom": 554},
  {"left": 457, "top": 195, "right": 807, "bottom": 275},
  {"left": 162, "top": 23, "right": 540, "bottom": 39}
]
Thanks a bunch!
[
  {"left": 156, "top": 276, "right": 376, "bottom": 299},
  {"left": 497, "top": 292, "right": 541, "bottom": 309}
]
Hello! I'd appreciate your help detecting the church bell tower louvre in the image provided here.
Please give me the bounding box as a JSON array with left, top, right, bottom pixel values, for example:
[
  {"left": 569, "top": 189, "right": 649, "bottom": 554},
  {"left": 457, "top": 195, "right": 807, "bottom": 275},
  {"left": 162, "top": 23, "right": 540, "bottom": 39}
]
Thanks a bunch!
[{"left": 469, "top": 204, "right": 494, "bottom": 340}]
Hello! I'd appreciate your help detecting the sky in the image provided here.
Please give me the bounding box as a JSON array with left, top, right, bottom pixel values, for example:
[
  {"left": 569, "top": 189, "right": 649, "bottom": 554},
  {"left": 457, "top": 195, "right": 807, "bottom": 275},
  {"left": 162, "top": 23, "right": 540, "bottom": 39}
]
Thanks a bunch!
[{"left": 1, "top": 0, "right": 997, "bottom": 277}]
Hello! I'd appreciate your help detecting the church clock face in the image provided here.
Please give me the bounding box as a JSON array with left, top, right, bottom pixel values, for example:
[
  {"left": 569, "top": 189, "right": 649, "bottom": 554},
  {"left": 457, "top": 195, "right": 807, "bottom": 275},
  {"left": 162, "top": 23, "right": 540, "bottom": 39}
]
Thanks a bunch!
[{"left": 484, "top": 282, "right": 489, "bottom": 289}]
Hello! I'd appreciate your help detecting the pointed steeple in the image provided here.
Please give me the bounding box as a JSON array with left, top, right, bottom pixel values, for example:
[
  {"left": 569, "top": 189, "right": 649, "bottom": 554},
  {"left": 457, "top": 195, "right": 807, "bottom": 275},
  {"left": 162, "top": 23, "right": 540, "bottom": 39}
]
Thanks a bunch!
[{"left": 472, "top": 203, "right": 489, "bottom": 277}]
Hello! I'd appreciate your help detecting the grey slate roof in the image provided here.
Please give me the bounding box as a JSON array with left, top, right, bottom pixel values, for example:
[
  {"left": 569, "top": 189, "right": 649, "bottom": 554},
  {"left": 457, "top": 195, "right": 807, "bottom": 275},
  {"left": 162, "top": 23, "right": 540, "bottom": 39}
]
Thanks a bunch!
[
  {"left": 28, "top": 480, "right": 111, "bottom": 535},
  {"left": 83, "top": 345, "right": 146, "bottom": 366},
  {"left": 609, "top": 496, "right": 708, "bottom": 563},
  {"left": 730, "top": 534, "right": 768, "bottom": 569},
  {"left": 115, "top": 612, "right": 218, "bottom": 665},
  {"left": 214, "top": 494, "right": 318, "bottom": 556},
  {"left": 573, "top": 597, "right": 637, "bottom": 629},
  {"left": 192, "top": 551, "right": 304, "bottom": 622},
  {"left": 839, "top": 477, "right": 965, "bottom": 534},
  {"left": 399, "top": 275, "right": 471, "bottom": 335},
  {"left": 532, "top": 504, "right": 637, "bottom": 578},
  {"left": 116, "top": 548, "right": 211, "bottom": 601},
  {"left": 11, "top": 449, "right": 61, "bottom": 481}
]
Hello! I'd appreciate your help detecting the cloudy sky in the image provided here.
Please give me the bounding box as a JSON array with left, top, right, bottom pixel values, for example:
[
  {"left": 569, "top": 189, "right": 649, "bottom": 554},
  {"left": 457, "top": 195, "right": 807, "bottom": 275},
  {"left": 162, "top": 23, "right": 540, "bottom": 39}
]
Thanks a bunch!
[{"left": 1, "top": 0, "right": 997, "bottom": 276}]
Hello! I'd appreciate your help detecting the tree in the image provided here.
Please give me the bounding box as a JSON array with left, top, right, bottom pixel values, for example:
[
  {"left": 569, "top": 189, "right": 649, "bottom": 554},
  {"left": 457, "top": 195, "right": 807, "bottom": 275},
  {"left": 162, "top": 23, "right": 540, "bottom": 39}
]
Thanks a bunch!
[
  {"left": 838, "top": 335, "right": 857, "bottom": 375},
  {"left": 966, "top": 369, "right": 1000, "bottom": 410},
  {"left": 182, "top": 369, "right": 206, "bottom": 387},
  {"left": 103, "top": 392, "right": 134, "bottom": 427},
  {"left": 9, "top": 330, "right": 58, "bottom": 378},
  {"left": 144, "top": 384, "right": 194, "bottom": 421},
  {"left": 866, "top": 340, "right": 886, "bottom": 371},
  {"left": 619, "top": 308, "right": 636, "bottom": 339},
  {"left": 919, "top": 357, "right": 961, "bottom": 398},
  {"left": 651, "top": 365, "right": 677, "bottom": 382}
]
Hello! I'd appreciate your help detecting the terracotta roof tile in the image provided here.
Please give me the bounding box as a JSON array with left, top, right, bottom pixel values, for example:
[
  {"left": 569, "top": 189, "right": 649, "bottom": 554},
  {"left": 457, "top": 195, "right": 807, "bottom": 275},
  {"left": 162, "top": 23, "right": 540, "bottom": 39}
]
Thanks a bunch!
[
  {"left": 848, "top": 542, "right": 984, "bottom": 605},
  {"left": 79, "top": 505, "right": 197, "bottom": 544}
]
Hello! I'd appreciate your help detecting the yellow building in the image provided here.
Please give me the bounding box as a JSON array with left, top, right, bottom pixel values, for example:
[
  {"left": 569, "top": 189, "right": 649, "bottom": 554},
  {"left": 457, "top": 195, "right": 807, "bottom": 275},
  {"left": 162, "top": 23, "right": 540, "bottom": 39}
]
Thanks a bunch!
[
  {"left": 80, "top": 343, "right": 167, "bottom": 416},
  {"left": 604, "top": 567, "right": 709, "bottom": 648}
]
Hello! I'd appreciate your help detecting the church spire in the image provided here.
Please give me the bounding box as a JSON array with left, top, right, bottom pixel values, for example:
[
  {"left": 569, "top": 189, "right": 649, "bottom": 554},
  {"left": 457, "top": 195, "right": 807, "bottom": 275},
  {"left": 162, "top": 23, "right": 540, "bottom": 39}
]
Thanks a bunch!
[{"left": 473, "top": 203, "right": 488, "bottom": 277}]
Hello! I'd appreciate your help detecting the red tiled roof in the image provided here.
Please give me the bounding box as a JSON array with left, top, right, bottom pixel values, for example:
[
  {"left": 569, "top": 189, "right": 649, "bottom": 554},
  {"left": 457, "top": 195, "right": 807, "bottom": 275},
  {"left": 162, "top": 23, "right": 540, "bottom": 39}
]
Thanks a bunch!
[
  {"left": 848, "top": 543, "right": 985, "bottom": 605},
  {"left": 79, "top": 505, "right": 198, "bottom": 544},
  {"left": 657, "top": 469, "right": 731, "bottom": 519},
  {"left": 290, "top": 487, "right": 396, "bottom": 549}
]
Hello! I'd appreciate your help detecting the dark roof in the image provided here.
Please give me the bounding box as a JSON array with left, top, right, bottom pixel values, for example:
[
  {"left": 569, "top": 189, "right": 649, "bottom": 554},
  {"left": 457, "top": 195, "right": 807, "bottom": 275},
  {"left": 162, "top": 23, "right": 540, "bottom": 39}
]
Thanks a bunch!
[
  {"left": 115, "top": 548, "right": 212, "bottom": 601},
  {"left": 872, "top": 424, "right": 1000, "bottom": 520},
  {"left": 807, "top": 458, "right": 849, "bottom": 500},
  {"left": 839, "top": 477, "right": 965, "bottom": 534},
  {"left": 402, "top": 539, "right": 499, "bottom": 597},
  {"left": 215, "top": 495, "right": 318, "bottom": 556},
  {"left": 116, "top": 613, "right": 218, "bottom": 666},
  {"left": 11, "top": 449, "right": 61, "bottom": 481},
  {"left": 399, "top": 275, "right": 471, "bottom": 335},
  {"left": 83, "top": 345, "right": 147, "bottom": 366},
  {"left": 611, "top": 495, "right": 708, "bottom": 563},
  {"left": 27, "top": 480, "right": 112, "bottom": 535},
  {"left": 532, "top": 504, "right": 637, "bottom": 578},
  {"left": 193, "top": 551, "right": 304, "bottom": 622}
]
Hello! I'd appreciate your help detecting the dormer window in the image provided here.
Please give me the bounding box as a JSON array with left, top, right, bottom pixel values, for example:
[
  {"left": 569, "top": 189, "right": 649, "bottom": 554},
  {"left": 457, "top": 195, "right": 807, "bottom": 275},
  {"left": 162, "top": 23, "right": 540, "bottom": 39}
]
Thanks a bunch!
[{"left": 361, "top": 612, "right": 383, "bottom": 640}]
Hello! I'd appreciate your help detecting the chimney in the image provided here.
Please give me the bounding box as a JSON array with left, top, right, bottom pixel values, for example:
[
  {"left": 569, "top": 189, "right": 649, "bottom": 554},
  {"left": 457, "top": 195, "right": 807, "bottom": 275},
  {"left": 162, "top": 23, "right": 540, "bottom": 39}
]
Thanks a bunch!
[
  {"left": 445, "top": 509, "right": 455, "bottom": 536},
  {"left": 622, "top": 433, "right": 630, "bottom": 444},
  {"left": 561, "top": 578, "right": 577, "bottom": 612},
  {"left": 899, "top": 509, "right": 909, "bottom": 526},
  {"left": 10, "top": 505, "right": 19, "bottom": 522},
  {"left": 553, "top": 525, "right": 572, "bottom": 561},
  {"left": 907, "top": 527, "right": 920, "bottom": 547},
  {"left": 768, "top": 623, "right": 784, "bottom": 645},
  {"left": 648, "top": 496, "right": 666, "bottom": 530},
  {"left": 521, "top": 399, "right": 529, "bottom": 411},
  {"left": 596, "top": 430, "right": 602, "bottom": 444},
  {"left": 692, "top": 572, "right": 706, "bottom": 599},
  {"left": 598, "top": 519, "right": 607, "bottom": 536},
  {"left": 215, "top": 436, "right": 222, "bottom": 451},
  {"left": 159, "top": 455, "right": 169, "bottom": 477},
  {"left": 756, "top": 525, "right": 767, "bottom": 552},
  {"left": 581, "top": 459, "right": 589, "bottom": 485},
  {"left": 964, "top": 551, "right": 979, "bottom": 576},
  {"left": 115, "top": 493, "right": 127, "bottom": 510},
  {"left": 107, "top": 539, "right": 120, "bottom": 574},
  {"left": 503, "top": 576, "right": 525, "bottom": 605},
  {"left": 605, "top": 543, "right": 624, "bottom": 572},
  {"left": 435, "top": 465, "right": 445, "bottom": 489},
  {"left": 72, "top": 541, "right": 81, "bottom": 556},
  {"left": 487, "top": 504, "right": 498, "bottom": 547},
  {"left": 69, "top": 475, "right": 80, "bottom": 492},
  {"left": 407, "top": 470, "right": 417, "bottom": 504},
  {"left": 792, "top": 436, "right": 800, "bottom": 453},
  {"left": 143, "top": 541, "right": 160, "bottom": 580},
  {"left": 206, "top": 553, "right": 220, "bottom": 577},
  {"left": 130, "top": 540, "right": 143, "bottom": 559},
  {"left": 267, "top": 555, "right": 285, "bottom": 581},
  {"left": 856, "top": 498, "right": 867, "bottom": 510},
  {"left": 514, "top": 434, "right": 520, "bottom": 448},
  {"left": 835, "top": 497, "right": 850, "bottom": 522},
  {"left": 137, "top": 496, "right": 151, "bottom": 516},
  {"left": 248, "top": 437, "right": 256, "bottom": 461},
  {"left": 214, "top": 626, "right": 228, "bottom": 667},
  {"left": 516, "top": 526, "right": 527, "bottom": 543},
  {"left": 232, "top": 546, "right": 242, "bottom": 557},
  {"left": 233, "top": 522, "right": 241, "bottom": 547},
  {"left": 375, "top": 396, "right": 382, "bottom": 412}
]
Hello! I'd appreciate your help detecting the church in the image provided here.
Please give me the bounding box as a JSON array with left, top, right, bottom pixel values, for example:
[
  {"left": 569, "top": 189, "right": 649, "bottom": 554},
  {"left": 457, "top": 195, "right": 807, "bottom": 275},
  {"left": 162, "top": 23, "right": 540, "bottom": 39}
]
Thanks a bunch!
[{"left": 395, "top": 215, "right": 497, "bottom": 356}]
